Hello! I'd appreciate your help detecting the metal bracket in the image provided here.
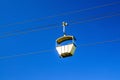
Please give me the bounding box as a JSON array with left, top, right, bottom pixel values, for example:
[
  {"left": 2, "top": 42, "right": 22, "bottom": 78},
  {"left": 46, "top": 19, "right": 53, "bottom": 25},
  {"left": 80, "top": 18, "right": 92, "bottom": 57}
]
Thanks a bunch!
[{"left": 62, "top": 22, "right": 68, "bottom": 36}]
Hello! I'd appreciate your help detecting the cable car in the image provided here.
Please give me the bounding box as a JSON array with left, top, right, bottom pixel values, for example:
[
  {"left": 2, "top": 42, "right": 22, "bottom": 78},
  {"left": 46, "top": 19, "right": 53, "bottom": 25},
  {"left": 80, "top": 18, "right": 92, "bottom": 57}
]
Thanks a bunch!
[{"left": 56, "top": 22, "right": 76, "bottom": 58}]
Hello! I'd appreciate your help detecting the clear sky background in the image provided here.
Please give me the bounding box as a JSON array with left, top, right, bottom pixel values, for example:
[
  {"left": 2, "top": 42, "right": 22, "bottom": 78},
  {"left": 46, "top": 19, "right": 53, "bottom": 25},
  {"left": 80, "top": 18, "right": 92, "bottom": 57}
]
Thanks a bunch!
[{"left": 0, "top": 0, "right": 120, "bottom": 80}]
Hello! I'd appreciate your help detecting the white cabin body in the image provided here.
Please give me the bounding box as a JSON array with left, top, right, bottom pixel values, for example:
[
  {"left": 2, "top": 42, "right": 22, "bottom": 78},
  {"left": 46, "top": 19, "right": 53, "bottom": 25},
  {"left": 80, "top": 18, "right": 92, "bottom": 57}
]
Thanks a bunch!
[{"left": 56, "top": 35, "right": 76, "bottom": 58}]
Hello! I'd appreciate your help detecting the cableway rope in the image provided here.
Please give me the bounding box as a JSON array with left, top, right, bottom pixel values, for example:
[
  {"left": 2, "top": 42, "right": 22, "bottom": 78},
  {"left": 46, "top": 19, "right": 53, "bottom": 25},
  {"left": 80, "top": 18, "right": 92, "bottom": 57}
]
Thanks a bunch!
[
  {"left": 0, "top": 12, "right": 119, "bottom": 39},
  {"left": 0, "top": 1, "right": 120, "bottom": 28},
  {"left": 0, "top": 38, "right": 120, "bottom": 60}
]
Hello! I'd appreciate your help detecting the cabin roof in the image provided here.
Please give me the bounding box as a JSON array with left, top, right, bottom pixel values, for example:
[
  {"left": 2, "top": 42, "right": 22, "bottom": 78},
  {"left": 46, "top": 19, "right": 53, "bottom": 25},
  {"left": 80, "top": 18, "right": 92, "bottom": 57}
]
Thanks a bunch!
[{"left": 56, "top": 35, "right": 76, "bottom": 44}]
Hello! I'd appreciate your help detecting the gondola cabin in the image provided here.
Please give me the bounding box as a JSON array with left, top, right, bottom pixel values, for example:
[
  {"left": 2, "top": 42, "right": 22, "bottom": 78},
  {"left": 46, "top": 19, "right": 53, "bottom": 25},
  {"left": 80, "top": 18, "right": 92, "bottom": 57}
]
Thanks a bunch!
[
  {"left": 56, "top": 35, "right": 76, "bottom": 58},
  {"left": 56, "top": 22, "right": 76, "bottom": 58}
]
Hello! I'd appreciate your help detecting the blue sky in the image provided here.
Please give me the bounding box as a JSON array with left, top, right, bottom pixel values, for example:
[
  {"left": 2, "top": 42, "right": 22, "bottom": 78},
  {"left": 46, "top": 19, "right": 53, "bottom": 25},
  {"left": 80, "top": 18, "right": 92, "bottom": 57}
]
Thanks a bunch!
[{"left": 0, "top": 0, "right": 120, "bottom": 80}]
